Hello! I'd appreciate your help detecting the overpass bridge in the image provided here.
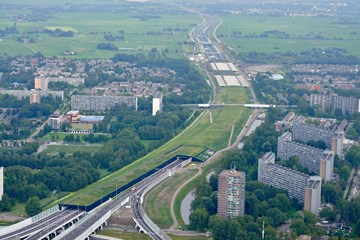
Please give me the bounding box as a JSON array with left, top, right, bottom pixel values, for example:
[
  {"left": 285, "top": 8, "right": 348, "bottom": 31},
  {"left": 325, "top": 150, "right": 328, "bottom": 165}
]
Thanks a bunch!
[{"left": 181, "top": 103, "right": 297, "bottom": 109}]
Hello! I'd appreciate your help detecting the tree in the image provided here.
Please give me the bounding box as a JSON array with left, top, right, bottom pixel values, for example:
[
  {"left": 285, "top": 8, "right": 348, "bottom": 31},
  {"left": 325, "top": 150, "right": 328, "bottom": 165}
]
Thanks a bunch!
[
  {"left": 319, "top": 207, "right": 336, "bottom": 221},
  {"left": 303, "top": 211, "right": 317, "bottom": 225},
  {"left": 195, "top": 178, "right": 212, "bottom": 198},
  {"left": 25, "top": 196, "right": 42, "bottom": 216},
  {"left": 354, "top": 219, "right": 360, "bottom": 236},
  {"left": 322, "top": 183, "right": 342, "bottom": 204},
  {"left": 189, "top": 208, "right": 209, "bottom": 232},
  {"left": 291, "top": 219, "right": 308, "bottom": 235},
  {"left": 0, "top": 194, "right": 14, "bottom": 211}
]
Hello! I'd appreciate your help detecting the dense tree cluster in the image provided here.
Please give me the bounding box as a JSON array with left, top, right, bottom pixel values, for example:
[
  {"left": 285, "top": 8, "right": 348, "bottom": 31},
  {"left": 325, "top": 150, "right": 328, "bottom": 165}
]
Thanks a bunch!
[
  {"left": 44, "top": 28, "right": 75, "bottom": 37},
  {"left": 189, "top": 173, "right": 303, "bottom": 239},
  {"left": 110, "top": 54, "right": 211, "bottom": 105},
  {"left": 337, "top": 198, "right": 360, "bottom": 236},
  {"left": 97, "top": 42, "right": 118, "bottom": 51},
  {"left": 0, "top": 96, "right": 61, "bottom": 140},
  {"left": 104, "top": 32, "right": 124, "bottom": 42},
  {"left": 1, "top": 149, "right": 100, "bottom": 212},
  {"left": 238, "top": 48, "right": 359, "bottom": 65}
]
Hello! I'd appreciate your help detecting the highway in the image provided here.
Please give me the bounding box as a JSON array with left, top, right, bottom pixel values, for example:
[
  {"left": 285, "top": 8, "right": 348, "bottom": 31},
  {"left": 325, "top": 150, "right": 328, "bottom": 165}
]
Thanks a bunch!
[
  {"left": 0, "top": 209, "right": 83, "bottom": 240},
  {"left": 133, "top": 193, "right": 162, "bottom": 240},
  {"left": 58, "top": 158, "right": 183, "bottom": 240},
  {"left": 192, "top": 14, "right": 224, "bottom": 61},
  {"left": 26, "top": 210, "right": 83, "bottom": 240}
]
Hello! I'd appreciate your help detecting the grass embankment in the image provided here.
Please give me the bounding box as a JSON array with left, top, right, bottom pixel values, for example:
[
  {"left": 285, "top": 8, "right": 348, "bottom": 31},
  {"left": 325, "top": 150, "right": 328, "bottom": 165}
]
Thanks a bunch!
[
  {"left": 218, "top": 15, "right": 360, "bottom": 56},
  {"left": 51, "top": 88, "right": 250, "bottom": 206},
  {"left": 144, "top": 169, "right": 199, "bottom": 228},
  {"left": 0, "top": 11, "right": 200, "bottom": 58},
  {"left": 143, "top": 87, "right": 251, "bottom": 227}
]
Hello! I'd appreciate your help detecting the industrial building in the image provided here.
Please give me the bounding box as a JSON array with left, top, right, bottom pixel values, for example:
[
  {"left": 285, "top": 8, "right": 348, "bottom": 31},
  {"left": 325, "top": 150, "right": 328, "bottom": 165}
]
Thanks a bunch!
[
  {"left": 277, "top": 132, "right": 334, "bottom": 182},
  {"left": 310, "top": 93, "right": 360, "bottom": 115},
  {"left": 71, "top": 95, "right": 137, "bottom": 112},
  {"left": 258, "top": 152, "right": 321, "bottom": 215},
  {"left": 292, "top": 118, "right": 344, "bottom": 159},
  {"left": 79, "top": 116, "right": 105, "bottom": 124},
  {"left": 217, "top": 169, "right": 246, "bottom": 218}
]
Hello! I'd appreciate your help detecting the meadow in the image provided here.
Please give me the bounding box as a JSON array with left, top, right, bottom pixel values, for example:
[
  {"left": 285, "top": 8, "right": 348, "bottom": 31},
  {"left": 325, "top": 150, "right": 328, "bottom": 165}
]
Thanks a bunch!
[
  {"left": 218, "top": 15, "right": 360, "bottom": 56},
  {"left": 0, "top": 11, "right": 200, "bottom": 58},
  {"left": 43, "top": 144, "right": 103, "bottom": 154}
]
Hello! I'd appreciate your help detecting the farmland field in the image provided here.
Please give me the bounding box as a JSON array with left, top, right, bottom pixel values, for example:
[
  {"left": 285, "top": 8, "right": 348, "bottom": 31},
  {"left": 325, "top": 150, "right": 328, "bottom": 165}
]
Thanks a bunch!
[
  {"left": 0, "top": 11, "right": 200, "bottom": 58},
  {"left": 218, "top": 15, "right": 360, "bottom": 56}
]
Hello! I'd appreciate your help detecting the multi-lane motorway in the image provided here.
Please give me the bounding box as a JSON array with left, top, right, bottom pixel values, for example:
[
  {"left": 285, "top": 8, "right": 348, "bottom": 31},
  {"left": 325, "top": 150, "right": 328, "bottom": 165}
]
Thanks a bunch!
[
  {"left": 57, "top": 158, "right": 183, "bottom": 240},
  {"left": 0, "top": 209, "right": 84, "bottom": 240}
]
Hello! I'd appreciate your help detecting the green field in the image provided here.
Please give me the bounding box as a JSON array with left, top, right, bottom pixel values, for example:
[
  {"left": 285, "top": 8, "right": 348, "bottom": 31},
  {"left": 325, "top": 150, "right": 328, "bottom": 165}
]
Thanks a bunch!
[
  {"left": 218, "top": 15, "right": 360, "bottom": 56},
  {"left": 145, "top": 169, "right": 199, "bottom": 228},
  {"left": 43, "top": 144, "right": 103, "bottom": 154},
  {"left": 0, "top": 11, "right": 200, "bottom": 58},
  {"left": 48, "top": 87, "right": 251, "bottom": 206}
]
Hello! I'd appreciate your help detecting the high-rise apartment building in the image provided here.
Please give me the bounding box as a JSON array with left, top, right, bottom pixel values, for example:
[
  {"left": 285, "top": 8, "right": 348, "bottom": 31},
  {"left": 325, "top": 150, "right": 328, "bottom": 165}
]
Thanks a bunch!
[
  {"left": 152, "top": 92, "right": 163, "bottom": 116},
  {"left": 258, "top": 152, "right": 321, "bottom": 215},
  {"left": 34, "top": 77, "right": 49, "bottom": 90},
  {"left": 292, "top": 119, "right": 344, "bottom": 159},
  {"left": 277, "top": 132, "right": 334, "bottom": 182},
  {"left": 71, "top": 95, "right": 138, "bottom": 112},
  {"left": 29, "top": 93, "right": 41, "bottom": 104},
  {"left": 0, "top": 167, "right": 3, "bottom": 201},
  {"left": 310, "top": 93, "right": 360, "bottom": 115},
  {"left": 217, "top": 170, "right": 246, "bottom": 218},
  {"left": 34, "top": 77, "right": 84, "bottom": 90}
]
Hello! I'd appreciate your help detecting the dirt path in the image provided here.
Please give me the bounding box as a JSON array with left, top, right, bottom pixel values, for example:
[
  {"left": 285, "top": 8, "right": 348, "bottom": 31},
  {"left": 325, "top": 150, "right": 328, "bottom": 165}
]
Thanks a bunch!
[
  {"left": 169, "top": 167, "right": 202, "bottom": 229},
  {"left": 343, "top": 168, "right": 356, "bottom": 199},
  {"left": 228, "top": 125, "right": 234, "bottom": 147}
]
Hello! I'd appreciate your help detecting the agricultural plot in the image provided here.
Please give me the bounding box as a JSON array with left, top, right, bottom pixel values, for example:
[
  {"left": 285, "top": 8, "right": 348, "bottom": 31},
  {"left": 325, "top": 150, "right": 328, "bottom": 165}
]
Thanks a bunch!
[
  {"left": 217, "top": 15, "right": 360, "bottom": 56},
  {"left": 0, "top": 12, "right": 200, "bottom": 58}
]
